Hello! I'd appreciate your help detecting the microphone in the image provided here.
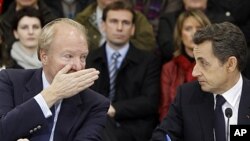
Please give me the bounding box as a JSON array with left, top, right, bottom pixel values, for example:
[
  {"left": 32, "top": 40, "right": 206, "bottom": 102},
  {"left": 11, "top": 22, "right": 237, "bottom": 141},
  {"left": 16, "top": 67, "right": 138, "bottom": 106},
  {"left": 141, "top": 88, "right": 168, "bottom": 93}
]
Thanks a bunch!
[
  {"left": 225, "top": 108, "right": 233, "bottom": 141},
  {"left": 225, "top": 108, "right": 233, "bottom": 118}
]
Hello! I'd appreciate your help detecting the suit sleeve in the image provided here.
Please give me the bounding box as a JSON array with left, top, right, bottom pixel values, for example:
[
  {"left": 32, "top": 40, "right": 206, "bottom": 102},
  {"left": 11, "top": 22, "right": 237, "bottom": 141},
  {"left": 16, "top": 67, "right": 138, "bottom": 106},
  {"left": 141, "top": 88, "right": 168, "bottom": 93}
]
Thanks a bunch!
[
  {"left": 73, "top": 94, "right": 110, "bottom": 141},
  {"left": 113, "top": 54, "right": 160, "bottom": 119},
  {"left": 151, "top": 85, "right": 184, "bottom": 141},
  {"left": 0, "top": 70, "right": 46, "bottom": 141}
]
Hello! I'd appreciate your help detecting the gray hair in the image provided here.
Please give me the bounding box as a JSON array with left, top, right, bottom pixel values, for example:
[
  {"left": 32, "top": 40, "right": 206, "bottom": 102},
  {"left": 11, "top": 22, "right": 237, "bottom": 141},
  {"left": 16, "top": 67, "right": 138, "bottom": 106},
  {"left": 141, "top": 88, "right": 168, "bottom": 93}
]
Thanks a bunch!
[{"left": 38, "top": 18, "right": 88, "bottom": 60}]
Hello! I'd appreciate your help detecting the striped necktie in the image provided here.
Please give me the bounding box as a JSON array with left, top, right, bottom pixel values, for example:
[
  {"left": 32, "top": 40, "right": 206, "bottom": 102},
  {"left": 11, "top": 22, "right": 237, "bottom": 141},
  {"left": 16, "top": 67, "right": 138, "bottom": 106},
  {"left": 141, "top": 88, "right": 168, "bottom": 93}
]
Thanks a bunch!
[{"left": 109, "top": 52, "right": 121, "bottom": 101}]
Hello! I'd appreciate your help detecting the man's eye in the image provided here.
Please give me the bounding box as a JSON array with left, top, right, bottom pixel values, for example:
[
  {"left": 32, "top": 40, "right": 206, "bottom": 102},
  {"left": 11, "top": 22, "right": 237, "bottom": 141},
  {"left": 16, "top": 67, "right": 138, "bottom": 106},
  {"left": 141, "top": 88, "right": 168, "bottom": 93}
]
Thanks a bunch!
[
  {"left": 123, "top": 21, "right": 131, "bottom": 26},
  {"left": 65, "top": 54, "right": 72, "bottom": 58},
  {"left": 80, "top": 55, "right": 87, "bottom": 62},
  {"left": 200, "top": 60, "right": 209, "bottom": 67}
]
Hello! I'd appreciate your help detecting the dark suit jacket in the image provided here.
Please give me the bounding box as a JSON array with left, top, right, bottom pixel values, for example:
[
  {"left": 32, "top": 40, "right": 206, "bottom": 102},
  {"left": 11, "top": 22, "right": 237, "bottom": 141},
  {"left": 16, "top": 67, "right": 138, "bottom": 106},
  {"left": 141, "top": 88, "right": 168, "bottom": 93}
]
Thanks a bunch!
[
  {"left": 0, "top": 69, "right": 110, "bottom": 141},
  {"left": 86, "top": 43, "right": 161, "bottom": 141},
  {"left": 151, "top": 77, "right": 250, "bottom": 141}
]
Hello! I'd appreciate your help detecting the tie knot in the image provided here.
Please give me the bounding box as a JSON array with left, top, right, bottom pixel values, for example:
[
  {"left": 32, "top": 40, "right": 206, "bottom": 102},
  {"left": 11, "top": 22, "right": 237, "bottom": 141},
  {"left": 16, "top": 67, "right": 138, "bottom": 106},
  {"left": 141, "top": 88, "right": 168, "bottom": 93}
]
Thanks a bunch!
[
  {"left": 216, "top": 95, "right": 226, "bottom": 107},
  {"left": 112, "top": 52, "right": 121, "bottom": 60}
]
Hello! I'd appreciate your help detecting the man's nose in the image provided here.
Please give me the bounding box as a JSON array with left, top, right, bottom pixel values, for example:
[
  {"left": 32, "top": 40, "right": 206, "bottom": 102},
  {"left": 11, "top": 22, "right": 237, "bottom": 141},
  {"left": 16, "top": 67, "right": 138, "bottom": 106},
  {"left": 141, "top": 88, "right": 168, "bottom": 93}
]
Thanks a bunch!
[
  {"left": 71, "top": 58, "right": 85, "bottom": 71},
  {"left": 117, "top": 22, "right": 123, "bottom": 31},
  {"left": 192, "top": 64, "right": 200, "bottom": 77}
]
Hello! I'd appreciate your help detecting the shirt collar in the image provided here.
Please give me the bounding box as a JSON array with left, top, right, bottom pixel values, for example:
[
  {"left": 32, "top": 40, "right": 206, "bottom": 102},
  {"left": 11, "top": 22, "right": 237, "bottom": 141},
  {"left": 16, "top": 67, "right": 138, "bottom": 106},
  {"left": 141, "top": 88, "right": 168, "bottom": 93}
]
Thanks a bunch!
[
  {"left": 42, "top": 71, "right": 50, "bottom": 89},
  {"left": 105, "top": 43, "right": 129, "bottom": 64},
  {"left": 214, "top": 74, "right": 243, "bottom": 107}
]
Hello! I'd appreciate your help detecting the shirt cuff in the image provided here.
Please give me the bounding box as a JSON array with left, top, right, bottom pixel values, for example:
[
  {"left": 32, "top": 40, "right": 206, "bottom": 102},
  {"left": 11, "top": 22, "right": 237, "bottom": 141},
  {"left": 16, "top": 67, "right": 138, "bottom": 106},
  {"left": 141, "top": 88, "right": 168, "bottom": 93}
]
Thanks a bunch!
[{"left": 34, "top": 94, "right": 52, "bottom": 118}]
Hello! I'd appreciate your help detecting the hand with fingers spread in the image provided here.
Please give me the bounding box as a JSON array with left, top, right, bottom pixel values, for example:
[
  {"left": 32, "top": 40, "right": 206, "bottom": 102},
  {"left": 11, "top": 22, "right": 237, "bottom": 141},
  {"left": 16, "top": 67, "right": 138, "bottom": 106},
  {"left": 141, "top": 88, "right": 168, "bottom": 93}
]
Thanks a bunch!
[
  {"left": 41, "top": 64, "right": 100, "bottom": 107},
  {"left": 0, "top": 18, "right": 109, "bottom": 141}
]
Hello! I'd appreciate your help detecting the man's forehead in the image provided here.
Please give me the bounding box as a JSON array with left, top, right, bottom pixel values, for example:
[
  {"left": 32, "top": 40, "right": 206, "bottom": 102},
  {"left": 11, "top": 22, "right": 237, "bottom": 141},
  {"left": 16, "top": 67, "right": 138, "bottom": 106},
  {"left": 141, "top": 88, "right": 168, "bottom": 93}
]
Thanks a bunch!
[
  {"left": 194, "top": 41, "right": 212, "bottom": 51},
  {"left": 108, "top": 10, "right": 132, "bottom": 17},
  {"left": 193, "top": 41, "right": 211, "bottom": 57}
]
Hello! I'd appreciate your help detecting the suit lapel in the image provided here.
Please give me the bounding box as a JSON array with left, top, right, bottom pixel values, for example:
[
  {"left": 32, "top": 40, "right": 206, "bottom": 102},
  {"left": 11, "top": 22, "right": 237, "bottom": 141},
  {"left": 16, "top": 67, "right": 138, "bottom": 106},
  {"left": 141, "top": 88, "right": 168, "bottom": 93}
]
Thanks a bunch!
[
  {"left": 119, "top": 44, "right": 140, "bottom": 71},
  {"left": 196, "top": 90, "right": 215, "bottom": 141},
  {"left": 23, "top": 69, "right": 43, "bottom": 102},
  {"left": 54, "top": 94, "right": 84, "bottom": 140},
  {"left": 238, "top": 77, "right": 250, "bottom": 124}
]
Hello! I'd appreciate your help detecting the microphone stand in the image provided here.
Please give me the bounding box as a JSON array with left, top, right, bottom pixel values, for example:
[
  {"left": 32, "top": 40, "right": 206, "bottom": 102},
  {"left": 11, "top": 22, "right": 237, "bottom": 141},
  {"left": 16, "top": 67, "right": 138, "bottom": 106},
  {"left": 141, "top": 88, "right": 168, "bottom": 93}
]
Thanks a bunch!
[
  {"left": 226, "top": 116, "right": 230, "bottom": 141},
  {"left": 225, "top": 108, "right": 233, "bottom": 141}
]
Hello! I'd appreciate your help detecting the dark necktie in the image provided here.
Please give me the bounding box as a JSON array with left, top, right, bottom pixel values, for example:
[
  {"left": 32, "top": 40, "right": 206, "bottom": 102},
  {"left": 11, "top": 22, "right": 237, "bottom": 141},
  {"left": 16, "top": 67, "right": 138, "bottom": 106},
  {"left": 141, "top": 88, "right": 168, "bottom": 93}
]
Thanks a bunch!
[
  {"left": 214, "top": 95, "right": 226, "bottom": 141},
  {"left": 31, "top": 106, "right": 55, "bottom": 141},
  {"left": 109, "top": 52, "right": 121, "bottom": 101}
]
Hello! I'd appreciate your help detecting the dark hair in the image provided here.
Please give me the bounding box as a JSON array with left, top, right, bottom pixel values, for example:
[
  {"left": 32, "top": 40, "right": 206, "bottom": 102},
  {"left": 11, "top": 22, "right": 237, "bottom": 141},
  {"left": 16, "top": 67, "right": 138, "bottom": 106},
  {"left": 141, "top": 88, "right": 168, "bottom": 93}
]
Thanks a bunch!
[
  {"left": 102, "top": 1, "right": 136, "bottom": 24},
  {"left": 193, "top": 22, "right": 248, "bottom": 71},
  {"left": 12, "top": 7, "right": 44, "bottom": 31}
]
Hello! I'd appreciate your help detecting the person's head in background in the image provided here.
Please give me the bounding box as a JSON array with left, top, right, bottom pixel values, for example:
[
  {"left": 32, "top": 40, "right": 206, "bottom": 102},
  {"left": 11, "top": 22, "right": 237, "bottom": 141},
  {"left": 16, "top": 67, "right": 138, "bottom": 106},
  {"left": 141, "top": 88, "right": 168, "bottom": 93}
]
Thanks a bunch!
[
  {"left": 15, "top": 0, "right": 38, "bottom": 11},
  {"left": 38, "top": 18, "right": 89, "bottom": 83},
  {"left": 8, "top": 7, "right": 43, "bottom": 69},
  {"left": 173, "top": 9, "right": 210, "bottom": 58},
  {"left": 97, "top": 0, "right": 119, "bottom": 10},
  {"left": 183, "top": 0, "right": 207, "bottom": 10},
  {"left": 12, "top": 7, "right": 43, "bottom": 53},
  {"left": 101, "top": 0, "right": 135, "bottom": 50},
  {"left": 192, "top": 22, "right": 248, "bottom": 94}
]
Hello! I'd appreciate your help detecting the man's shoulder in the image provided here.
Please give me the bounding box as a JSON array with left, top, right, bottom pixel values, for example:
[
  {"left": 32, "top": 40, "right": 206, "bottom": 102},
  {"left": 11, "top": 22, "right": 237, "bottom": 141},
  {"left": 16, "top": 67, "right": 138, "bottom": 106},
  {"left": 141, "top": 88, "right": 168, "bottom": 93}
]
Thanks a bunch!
[
  {"left": 80, "top": 88, "right": 110, "bottom": 106},
  {"left": 129, "top": 45, "right": 159, "bottom": 60},
  {"left": 0, "top": 69, "right": 40, "bottom": 81},
  {"left": 178, "top": 81, "right": 201, "bottom": 93},
  {"left": 75, "top": 3, "right": 97, "bottom": 22}
]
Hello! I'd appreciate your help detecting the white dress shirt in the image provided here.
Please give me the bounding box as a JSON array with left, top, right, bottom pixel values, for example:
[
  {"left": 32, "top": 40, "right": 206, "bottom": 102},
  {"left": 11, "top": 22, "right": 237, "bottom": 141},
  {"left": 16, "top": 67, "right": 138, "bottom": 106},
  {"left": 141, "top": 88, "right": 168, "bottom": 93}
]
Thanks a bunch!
[
  {"left": 105, "top": 42, "right": 129, "bottom": 69},
  {"left": 213, "top": 74, "right": 243, "bottom": 141},
  {"left": 34, "top": 71, "right": 62, "bottom": 141}
]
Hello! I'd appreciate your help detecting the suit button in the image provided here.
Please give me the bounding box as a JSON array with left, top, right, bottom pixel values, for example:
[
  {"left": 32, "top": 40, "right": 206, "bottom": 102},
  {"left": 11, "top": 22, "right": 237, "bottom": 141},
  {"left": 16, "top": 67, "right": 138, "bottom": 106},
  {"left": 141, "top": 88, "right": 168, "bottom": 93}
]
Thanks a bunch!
[
  {"left": 29, "top": 129, "right": 34, "bottom": 134},
  {"left": 37, "top": 125, "right": 41, "bottom": 129},
  {"left": 34, "top": 128, "right": 38, "bottom": 132},
  {"left": 225, "top": 11, "right": 231, "bottom": 17}
]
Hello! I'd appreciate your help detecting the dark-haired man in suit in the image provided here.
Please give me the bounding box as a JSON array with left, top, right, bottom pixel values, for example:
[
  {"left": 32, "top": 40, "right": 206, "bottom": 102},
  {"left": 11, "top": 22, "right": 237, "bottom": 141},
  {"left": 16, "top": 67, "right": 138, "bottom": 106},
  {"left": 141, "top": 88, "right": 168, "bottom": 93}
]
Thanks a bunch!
[
  {"left": 151, "top": 22, "right": 250, "bottom": 141},
  {"left": 86, "top": 1, "right": 160, "bottom": 141}
]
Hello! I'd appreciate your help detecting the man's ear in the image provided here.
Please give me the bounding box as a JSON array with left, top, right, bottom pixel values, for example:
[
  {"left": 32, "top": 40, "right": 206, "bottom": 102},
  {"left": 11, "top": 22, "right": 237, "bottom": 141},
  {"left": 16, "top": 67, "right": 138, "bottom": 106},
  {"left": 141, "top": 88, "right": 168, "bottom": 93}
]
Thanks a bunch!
[
  {"left": 130, "top": 24, "right": 135, "bottom": 36},
  {"left": 226, "top": 56, "right": 238, "bottom": 72},
  {"left": 39, "top": 49, "right": 48, "bottom": 65}
]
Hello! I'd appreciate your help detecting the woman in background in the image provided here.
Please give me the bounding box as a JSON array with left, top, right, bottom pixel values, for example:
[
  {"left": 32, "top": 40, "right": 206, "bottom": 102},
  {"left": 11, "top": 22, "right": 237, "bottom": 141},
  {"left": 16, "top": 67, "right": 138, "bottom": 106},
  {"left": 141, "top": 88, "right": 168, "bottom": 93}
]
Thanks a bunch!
[
  {"left": 159, "top": 9, "right": 211, "bottom": 121},
  {"left": 7, "top": 7, "right": 43, "bottom": 69}
]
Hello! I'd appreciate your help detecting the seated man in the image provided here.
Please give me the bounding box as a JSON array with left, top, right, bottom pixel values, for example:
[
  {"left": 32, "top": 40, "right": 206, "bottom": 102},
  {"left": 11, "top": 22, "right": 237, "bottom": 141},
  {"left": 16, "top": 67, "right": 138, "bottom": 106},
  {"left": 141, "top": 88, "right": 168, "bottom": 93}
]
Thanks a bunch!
[
  {"left": 0, "top": 18, "right": 109, "bottom": 141},
  {"left": 151, "top": 22, "right": 250, "bottom": 141},
  {"left": 75, "top": 0, "right": 156, "bottom": 52},
  {"left": 86, "top": 1, "right": 160, "bottom": 141}
]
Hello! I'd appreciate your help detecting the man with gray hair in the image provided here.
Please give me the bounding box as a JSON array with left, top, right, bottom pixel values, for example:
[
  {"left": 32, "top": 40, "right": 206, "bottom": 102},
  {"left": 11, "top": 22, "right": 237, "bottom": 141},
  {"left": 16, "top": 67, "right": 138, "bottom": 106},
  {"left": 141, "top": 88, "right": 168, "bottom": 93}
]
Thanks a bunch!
[{"left": 0, "top": 18, "right": 109, "bottom": 141}]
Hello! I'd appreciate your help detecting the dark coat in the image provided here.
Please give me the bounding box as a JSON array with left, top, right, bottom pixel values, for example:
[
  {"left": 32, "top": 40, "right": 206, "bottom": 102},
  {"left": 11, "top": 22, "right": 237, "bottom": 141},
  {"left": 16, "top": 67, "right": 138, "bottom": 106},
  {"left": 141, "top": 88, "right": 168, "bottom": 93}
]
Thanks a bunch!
[
  {"left": 0, "top": 69, "right": 110, "bottom": 141},
  {"left": 151, "top": 78, "right": 250, "bottom": 141},
  {"left": 86, "top": 43, "right": 161, "bottom": 141}
]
